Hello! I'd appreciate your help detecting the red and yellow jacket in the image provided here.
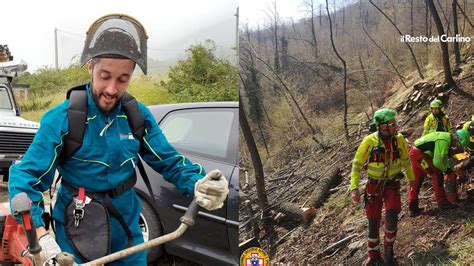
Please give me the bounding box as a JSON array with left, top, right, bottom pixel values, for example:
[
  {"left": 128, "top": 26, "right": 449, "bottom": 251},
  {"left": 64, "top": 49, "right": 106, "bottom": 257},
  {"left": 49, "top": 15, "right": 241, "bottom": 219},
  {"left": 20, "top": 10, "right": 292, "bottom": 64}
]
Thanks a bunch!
[
  {"left": 422, "top": 113, "right": 452, "bottom": 136},
  {"left": 350, "top": 132, "right": 415, "bottom": 190}
]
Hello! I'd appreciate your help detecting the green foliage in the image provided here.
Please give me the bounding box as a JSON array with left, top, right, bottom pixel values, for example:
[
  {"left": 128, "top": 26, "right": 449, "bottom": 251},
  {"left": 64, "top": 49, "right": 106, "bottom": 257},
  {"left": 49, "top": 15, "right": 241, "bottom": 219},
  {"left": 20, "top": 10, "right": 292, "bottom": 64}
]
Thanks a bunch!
[
  {"left": 16, "top": 65, "right": 89, "bottom": 98},
  {"left": 165, "top": 40, "right": 238, "bottom": 102},
  {"left": 20, "top": 98, "right": 53, "bottom": 112},
  {"left": 127, "top": 75, "right": 174, "bottom": 106}
]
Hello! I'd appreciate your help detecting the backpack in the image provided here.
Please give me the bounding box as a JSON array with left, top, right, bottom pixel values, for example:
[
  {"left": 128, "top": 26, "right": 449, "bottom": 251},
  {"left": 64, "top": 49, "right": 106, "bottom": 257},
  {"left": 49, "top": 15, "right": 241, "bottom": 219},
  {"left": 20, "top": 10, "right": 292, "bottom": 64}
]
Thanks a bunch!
[{"left": 46, "top": 84, "right": 156, "bottom": 240}]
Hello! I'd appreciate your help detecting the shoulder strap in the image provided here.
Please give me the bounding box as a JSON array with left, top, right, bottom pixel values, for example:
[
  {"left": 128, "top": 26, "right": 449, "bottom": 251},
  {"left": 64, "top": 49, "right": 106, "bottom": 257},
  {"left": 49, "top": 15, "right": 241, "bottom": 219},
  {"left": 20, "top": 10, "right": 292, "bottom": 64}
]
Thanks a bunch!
[
  {"left": 121, "top": 92, "right": 145, "bottom": 140},
  {"left": 59, "top": 86, "right": 156, "bottom": 207},
  {"left": 58, "top": 84, "right": 88, "bottom": 165}
]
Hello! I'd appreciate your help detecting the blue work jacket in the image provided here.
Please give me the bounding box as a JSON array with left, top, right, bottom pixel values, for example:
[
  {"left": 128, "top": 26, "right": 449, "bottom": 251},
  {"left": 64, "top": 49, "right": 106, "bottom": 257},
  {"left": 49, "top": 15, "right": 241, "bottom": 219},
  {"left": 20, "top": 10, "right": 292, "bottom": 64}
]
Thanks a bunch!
[{"left": 9, "top": 83, "right": 205, "bottom": 228}]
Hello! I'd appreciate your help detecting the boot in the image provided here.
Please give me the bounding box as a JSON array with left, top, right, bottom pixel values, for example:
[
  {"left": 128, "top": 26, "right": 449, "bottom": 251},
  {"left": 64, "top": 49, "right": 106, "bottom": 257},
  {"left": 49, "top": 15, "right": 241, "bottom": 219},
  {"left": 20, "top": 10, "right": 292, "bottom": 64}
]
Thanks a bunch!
[
  {"left": 384, "top": 246, "right": 398, "bottom": 266},
  {"left": 408, "top": 200, "right": 423, "bottom": 217},
  {"left": 364, "top": 256, "right": 385, "bottom": 266}
]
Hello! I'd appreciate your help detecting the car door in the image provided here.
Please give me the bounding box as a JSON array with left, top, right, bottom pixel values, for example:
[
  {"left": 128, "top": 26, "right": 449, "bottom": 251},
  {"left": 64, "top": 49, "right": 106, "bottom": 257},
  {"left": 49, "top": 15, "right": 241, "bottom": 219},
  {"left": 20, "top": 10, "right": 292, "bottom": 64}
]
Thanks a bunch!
[{"left": 139, "top": 105, "right": 238, "bottom": 265}]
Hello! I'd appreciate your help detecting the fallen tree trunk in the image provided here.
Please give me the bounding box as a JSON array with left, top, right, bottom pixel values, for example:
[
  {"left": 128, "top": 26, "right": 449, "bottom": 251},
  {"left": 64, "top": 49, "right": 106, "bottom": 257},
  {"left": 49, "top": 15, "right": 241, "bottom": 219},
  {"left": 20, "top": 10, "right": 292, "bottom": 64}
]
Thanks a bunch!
[
  {"left": 278, "top": 202, "right": 316, "bottom": 224},
  {"left": 308, "top": 168, "right": 342, "bottom": 208}
]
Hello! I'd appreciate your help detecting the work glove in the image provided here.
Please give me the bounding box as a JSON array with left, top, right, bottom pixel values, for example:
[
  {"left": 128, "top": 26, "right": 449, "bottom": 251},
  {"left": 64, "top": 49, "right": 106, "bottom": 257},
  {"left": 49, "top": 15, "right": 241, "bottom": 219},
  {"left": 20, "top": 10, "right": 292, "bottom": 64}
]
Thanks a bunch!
[
  {"left": 351, "top": 189, "right": 361, "bottom": 206},
  {"left": 38, "top": 233, "right": 61, "bottom": 263},
  {"left": 195, "top": 170, "right": 229, "bottom": 211}
]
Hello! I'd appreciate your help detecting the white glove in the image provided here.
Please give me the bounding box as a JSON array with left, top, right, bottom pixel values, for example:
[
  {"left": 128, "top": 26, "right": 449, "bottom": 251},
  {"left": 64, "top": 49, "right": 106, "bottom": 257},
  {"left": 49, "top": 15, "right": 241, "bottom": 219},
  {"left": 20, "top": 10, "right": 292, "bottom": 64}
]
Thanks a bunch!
[
  {"left": 38, "top": 233, "right": 61, "bottom": 263},
  {"left": 195, "top": 170, "right": 229, "bottom": 211}
]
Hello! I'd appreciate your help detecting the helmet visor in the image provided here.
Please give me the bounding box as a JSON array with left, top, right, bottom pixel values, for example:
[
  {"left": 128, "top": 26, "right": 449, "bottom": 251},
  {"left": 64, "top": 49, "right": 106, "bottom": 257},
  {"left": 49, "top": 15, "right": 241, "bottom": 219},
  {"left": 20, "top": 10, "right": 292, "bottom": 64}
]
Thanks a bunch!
[{"left": 80, "top": 14, "right": 148, "bottom": 74}]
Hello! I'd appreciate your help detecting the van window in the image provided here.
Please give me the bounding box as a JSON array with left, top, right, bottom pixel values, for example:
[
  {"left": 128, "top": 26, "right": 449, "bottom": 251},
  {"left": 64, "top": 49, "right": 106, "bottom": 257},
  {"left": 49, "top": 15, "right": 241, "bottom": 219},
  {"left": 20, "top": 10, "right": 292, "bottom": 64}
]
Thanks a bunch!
[{"left": 0, "top": 87, "right": 13, "bottom": 110}]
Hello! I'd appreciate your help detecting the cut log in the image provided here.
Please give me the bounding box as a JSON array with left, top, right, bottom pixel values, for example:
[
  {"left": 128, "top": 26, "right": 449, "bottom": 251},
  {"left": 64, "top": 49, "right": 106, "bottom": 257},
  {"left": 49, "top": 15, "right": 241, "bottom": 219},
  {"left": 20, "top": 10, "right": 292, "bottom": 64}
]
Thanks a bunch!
[
  {"left": 308, "top": 168, "right": 342, "bottom": 208},
  {"left": 413, "top": 90, "right": 422, "bottom": 102},
  {"left": 278, "top": 202, "right": 316, "bottom": 223}
]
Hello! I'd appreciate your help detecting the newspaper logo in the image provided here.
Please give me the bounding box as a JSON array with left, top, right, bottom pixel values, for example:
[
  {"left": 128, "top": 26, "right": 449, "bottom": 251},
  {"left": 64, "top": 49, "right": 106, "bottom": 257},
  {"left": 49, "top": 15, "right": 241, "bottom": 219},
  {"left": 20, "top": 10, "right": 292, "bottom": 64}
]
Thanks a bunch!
[{"left": 240, "top": 247, "right": 269, "bottom": 266}]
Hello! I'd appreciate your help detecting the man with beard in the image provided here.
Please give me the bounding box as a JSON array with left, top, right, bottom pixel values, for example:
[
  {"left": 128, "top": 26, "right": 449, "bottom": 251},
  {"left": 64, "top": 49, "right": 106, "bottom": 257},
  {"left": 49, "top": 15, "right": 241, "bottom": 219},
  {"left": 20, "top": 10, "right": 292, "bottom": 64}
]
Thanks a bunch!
[
  {"left": 350, "top": 109, "right": 415, "bottom": 265},
  {"left": 8, "top": 14, "right": 229, "bottom": 265},
  {"left": 422, "top": 99, "right": 452, "bottom": 136}
]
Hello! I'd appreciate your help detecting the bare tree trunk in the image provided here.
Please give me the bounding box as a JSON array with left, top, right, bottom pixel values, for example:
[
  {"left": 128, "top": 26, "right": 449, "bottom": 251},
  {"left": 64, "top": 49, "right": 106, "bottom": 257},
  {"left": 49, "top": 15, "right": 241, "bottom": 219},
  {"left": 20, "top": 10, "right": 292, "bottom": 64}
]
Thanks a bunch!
[
  {"left": 326, "top": 0, "right": 349, "bottom": 141},
  {"left": 426, "top": 2, "right": 430, "bottom": 65},
  {"left": 436, "top": 0, "right": 452, "bottom": 35},
  {"left": 309, "top": 0, "right": 319, "bottom": 58},
  {"left": 333, "top": 0, "right": 338, "bottom": 37},
  {"left": 358, "top": 54, "right": 376, "bottom": 115},
  {"left": 426, "top": 0, "right": 456, "bottom": 87},
  {"left": 411, "top": 0, "right": 415, "bottom": 36},
  {"left": 342, "top": 6, "right": 346, "bottom": 35},
  {"left": 456, "top": 1, "right": 473, "bottom": 28},
  {"left": 239, "top": 96, "right": 272, "bottom": 233},
  {"left": 257, "top": 122, "right": 269, "bottom": 156},
  {"left": 272, "top": 0, "right": 280, "bottom": 74},
  {"left": 319, "top": 5, "right": 323, "bottom": 27},
  {"left": 369, "top": 0, "right": 425, "bottom": 79},
  {"left": 452, "top": 0, "right": 461, "bottom": 65},
  {"left": 248, "top": 44, "right": 323, "bottom": 144},
  {"left": 362, "top": 25, "right": 408, "bottom": 88},
  {"left": 308, "top": 168, "right": 342, "bottom": 208}
]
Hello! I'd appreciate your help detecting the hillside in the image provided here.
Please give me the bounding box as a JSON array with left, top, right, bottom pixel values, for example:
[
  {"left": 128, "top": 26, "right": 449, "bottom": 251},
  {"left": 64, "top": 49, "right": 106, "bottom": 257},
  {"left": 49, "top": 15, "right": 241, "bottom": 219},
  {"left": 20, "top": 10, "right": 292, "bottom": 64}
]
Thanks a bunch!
[{"left": 239, "top": 53, "right": 474, "bottom": 264}]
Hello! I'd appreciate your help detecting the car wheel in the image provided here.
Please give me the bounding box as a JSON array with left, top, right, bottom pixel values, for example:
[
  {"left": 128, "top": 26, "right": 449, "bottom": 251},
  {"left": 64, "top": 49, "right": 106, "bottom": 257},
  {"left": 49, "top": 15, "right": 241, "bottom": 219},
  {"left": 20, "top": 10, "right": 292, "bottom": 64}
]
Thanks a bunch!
[{"left": 139, "top": 198, "right": 164, "bottom": 263}]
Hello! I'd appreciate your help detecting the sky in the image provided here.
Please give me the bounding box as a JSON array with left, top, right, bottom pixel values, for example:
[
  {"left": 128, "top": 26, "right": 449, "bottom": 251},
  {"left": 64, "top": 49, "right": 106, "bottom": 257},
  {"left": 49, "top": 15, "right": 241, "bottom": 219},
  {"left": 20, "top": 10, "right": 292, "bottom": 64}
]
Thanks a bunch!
[
  {"left": 2, "top": 0, "right": 238, "bottom": 72},
  {"left": 239, "top": 0, "right": 327, "bottom": 28}
]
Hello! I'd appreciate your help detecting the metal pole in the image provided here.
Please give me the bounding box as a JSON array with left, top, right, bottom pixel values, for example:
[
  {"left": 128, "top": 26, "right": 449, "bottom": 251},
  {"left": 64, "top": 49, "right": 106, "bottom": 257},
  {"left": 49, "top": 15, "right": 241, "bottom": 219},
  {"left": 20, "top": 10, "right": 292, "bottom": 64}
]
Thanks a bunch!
[
  {"left": 235, "top": 6, "right": 239, "bottom": 50},
  {"left": 55, "top": 27, "right": 58, "bottom": 69}
]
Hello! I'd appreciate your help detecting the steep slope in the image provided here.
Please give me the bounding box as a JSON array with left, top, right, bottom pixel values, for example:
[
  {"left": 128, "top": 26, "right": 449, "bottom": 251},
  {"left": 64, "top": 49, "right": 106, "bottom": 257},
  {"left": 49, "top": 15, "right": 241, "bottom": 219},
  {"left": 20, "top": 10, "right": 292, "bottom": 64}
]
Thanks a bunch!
[{"left": 241, "top": 54, "right": 474, "bottom": 264}]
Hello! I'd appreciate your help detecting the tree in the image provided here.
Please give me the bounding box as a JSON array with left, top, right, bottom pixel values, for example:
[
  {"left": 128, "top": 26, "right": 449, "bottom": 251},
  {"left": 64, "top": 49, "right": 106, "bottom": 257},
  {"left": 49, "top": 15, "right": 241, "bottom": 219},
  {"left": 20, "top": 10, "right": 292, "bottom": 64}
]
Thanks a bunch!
[
  {"left": 369, "top": 0, "right": 425, "bottom": 79},
  {"left": 239, "top": 96, "right": 273, "bottom": 235},
  {"left": 452, "top": 0, "right": 461, "bottom": 65},
  {"left": 326, "top": 0, "right": 349, "bottom": 140},
  {"left": 426, "top": 0, "right": 456, "bottom": 87},
  {"left": 165, "top": 40, "right": 238, "bottom": 102}
]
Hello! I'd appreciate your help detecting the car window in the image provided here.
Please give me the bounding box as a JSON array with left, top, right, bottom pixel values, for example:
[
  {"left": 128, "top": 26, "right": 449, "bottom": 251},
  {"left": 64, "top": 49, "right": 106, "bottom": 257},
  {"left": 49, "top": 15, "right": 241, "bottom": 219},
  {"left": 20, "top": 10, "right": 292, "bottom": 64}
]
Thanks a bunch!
[
  {"left": 160, "top": 109, "right": 234, "bottom": 162},
  {"left": 0, "top": 87, "right": 13, "bottom": 110}
]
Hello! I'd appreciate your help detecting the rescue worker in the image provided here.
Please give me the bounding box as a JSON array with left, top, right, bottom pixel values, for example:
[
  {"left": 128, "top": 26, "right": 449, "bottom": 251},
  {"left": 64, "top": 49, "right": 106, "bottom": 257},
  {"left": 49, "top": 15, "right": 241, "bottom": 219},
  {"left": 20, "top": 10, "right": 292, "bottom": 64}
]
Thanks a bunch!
[
  {"left": 407, "top": 130, "right": 470, "bottom": 216},
  {"left": 453, "top": 116, "right": 474, "bottom": 175},
  {"left": 350, "top": 109, "right": 415, "bottom": 265},
  {"left": 422, "top": 99, "right": 452, "bottom": 136},
  {"left": 461, "top": 115, "right": 474, "bottom": 154},
  {"left": 8, "top": 14, "right": 229, "bottom": 265}
]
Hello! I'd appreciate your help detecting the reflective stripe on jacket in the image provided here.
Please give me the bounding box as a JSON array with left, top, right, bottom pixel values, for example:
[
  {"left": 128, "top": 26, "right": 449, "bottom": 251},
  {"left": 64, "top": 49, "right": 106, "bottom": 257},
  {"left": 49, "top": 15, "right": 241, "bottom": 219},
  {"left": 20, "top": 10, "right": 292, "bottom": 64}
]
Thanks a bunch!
[{"left": 350, "top": 132, "right": 414, "bottom": 190}]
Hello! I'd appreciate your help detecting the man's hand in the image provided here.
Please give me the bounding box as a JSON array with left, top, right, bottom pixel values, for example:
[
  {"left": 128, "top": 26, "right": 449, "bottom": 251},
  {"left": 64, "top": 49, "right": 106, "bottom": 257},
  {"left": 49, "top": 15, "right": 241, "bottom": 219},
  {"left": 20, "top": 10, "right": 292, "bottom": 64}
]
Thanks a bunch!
[
  {"left": 195, "top": 170, "right": 229, "bottom": 211},
  {"left": 38, "top": 232, "right": 61, "bottom": 262},
  {"left": 351, "top": 189, "right": 361, "bottom": 206}
]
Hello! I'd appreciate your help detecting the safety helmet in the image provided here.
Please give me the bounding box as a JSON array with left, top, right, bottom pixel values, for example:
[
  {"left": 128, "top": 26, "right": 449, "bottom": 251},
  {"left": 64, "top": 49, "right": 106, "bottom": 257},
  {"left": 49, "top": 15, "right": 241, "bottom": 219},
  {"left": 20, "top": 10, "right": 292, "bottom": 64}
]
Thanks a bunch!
[
  {"left": 455, "top": 129, "right": 469, "bottom": 148},
  {"left": 468, "top": 121, "right": 474, "bottom": 136},
  {"left": 430, "top": 99, "right": 443, "bottom": 109},
  {"left": 80, "top": 14, "right": 148, "bottom": 74},
  {"left": 373, "top": 108, "right": 397, "bottom": 127}
]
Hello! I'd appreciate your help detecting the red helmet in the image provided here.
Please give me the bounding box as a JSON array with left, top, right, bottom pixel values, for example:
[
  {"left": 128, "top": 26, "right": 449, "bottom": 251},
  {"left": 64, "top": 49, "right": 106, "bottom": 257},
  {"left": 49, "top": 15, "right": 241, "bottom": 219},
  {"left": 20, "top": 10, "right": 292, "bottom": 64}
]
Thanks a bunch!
[{"left": 80, "top": 14, "right": 148, "bottom": 74}]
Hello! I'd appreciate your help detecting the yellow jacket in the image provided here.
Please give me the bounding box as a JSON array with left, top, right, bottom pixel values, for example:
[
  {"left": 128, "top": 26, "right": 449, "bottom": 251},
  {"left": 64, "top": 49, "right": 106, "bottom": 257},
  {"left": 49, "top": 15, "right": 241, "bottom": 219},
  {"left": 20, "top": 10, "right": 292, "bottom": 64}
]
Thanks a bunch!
[
  {"left": 423, "top": 113, "right": 452, "bottom": 136},
  {"left": 463, "top": 119, "right": 474, "bottom": 152},
  {"left": 350, "top": 132, "right": 415, "bottom": 190}
]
